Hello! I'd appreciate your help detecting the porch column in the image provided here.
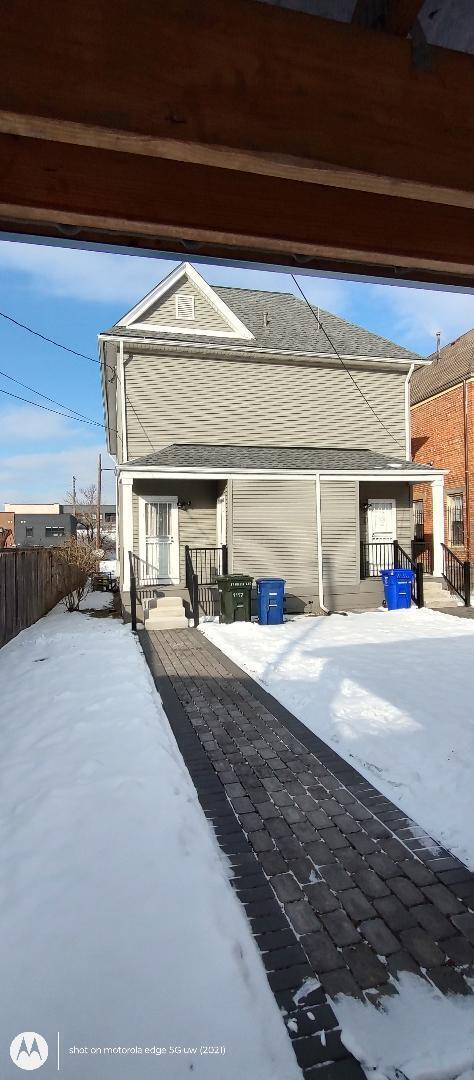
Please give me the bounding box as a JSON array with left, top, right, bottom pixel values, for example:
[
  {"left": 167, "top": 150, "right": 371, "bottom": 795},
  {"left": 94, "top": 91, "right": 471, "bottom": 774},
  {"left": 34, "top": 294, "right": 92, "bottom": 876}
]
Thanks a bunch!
[
  {"left": 121, "top": 475, "right": 134, "bottom": 592},
  {"left": 431, "top": 475, "right": 445, "bottom": 577}
]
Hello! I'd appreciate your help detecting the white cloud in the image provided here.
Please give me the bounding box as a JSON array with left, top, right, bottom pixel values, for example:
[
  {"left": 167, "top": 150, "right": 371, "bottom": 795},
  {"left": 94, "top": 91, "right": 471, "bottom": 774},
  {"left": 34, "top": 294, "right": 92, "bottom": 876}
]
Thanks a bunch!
[
  {"left": 0, "top": 240, "right": 176, "bottom": 306},
  {"left": 0, "top": 445, "right": 116, "bottom": 504},
  {"left": 0, "top": 405, "right": 90, "bottom": 442},
  {"left": 370, "top": 283, "right": 474, "bottom": 354}
]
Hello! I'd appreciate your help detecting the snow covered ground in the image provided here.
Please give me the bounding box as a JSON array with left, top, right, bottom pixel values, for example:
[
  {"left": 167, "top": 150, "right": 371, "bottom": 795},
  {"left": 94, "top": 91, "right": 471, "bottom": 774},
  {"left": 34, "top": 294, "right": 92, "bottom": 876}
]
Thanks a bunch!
[
  {"left": 0, "top": 598, "right": 301, "bottom": 1079},
  {"left": 201, "top": 609, "right": 474, "bottom": 870},
  {"left": 332, "top": 972, "right": 474, "bottom": 1080}
]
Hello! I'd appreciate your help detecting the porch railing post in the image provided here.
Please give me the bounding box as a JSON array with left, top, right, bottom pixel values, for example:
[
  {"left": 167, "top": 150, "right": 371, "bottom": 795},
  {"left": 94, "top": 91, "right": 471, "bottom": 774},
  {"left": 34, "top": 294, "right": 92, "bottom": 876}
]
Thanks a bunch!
[
  {"left": 222, "top": 544, "right": 228, "bottom": 576},
  {"left": 129, "top": 551, "right": 137, "bottom": 633},
  {"left": 393, "top": 539, "right": 399, "bottom": 569},
  {"left": 415, "top": 561, "right": 424, "bottom": 608},
  {"left": 192, "top": 572, "right": 199, "bottom": 627},
  {"left": 463, "top": 560, "right": 471, "bottom": 607}
]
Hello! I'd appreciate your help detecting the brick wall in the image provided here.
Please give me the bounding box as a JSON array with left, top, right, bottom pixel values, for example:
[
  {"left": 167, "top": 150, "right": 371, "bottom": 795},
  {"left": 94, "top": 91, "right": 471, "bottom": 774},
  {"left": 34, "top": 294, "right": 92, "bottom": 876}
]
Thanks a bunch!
[{"left": 411, "top": 380, "right": 473, "bottom": 563}]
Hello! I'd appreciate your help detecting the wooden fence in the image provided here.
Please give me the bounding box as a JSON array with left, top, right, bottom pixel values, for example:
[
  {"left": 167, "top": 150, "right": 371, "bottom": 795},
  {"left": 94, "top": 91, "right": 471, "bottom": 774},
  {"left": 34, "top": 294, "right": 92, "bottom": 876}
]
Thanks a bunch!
[{"left": 0, "top": 547, "right": 85, "bottom": 648}]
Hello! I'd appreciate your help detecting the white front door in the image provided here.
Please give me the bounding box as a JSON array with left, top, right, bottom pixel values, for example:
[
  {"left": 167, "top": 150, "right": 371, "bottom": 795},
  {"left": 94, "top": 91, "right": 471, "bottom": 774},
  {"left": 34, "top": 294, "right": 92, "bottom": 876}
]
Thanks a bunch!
[
  {"left": 216, "top": 493, "right": 226, "bottom": 547},
  {"left": 139, "top": 496, "right": 179, "bottom": 584},
  {"left": 367, "top": 499, "right": 396, "bottom": 576}
]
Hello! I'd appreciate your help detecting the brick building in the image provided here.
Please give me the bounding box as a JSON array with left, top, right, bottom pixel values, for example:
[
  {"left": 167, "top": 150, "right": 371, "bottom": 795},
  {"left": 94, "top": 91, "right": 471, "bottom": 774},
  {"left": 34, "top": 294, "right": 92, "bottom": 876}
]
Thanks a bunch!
[{"left": 411, "top": 329, "right": 474, "bottom": 567}]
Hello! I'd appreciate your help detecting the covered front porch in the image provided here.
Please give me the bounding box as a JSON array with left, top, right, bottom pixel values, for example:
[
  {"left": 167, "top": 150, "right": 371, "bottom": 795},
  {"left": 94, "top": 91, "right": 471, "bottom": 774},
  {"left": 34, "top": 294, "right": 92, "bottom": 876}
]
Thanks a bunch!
[{"left": 118, "top": 448, "right": 448, "bottom": 623}]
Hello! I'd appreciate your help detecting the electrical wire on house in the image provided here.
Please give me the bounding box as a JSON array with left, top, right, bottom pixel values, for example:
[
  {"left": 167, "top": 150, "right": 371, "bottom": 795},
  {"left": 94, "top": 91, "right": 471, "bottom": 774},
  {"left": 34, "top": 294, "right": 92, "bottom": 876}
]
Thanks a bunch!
[
  {"left": 290, "top": 274, "right": 406, "bottom": 453},
  {"left": 0, "top": 308, "right": 156, "bottom": 457}
]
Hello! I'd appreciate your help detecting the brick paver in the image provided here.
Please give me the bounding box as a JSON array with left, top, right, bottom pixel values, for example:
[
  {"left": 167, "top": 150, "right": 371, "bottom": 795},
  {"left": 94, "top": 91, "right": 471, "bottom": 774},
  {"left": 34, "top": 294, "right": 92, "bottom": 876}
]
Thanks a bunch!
[{"left": 141, "top": 628, "right": 474, "bottom": 1079}]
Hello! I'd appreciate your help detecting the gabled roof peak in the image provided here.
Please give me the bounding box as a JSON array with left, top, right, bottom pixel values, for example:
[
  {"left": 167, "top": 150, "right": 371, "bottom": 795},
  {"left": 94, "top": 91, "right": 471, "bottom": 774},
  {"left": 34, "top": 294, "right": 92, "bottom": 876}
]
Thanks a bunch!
[{"left": 115, "top": 261, "right": 254, "bottom": 341}]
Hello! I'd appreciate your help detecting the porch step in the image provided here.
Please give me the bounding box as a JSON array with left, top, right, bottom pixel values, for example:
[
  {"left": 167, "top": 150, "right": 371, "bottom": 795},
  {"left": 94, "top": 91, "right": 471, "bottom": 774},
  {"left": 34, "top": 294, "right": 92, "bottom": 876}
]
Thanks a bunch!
[
  {"left": 144, "top": 596, "right": 189, "bottom": 629},
  {"left": 146, "top": 613, "right": 189, "bottom": 629},
  {"left": 423, "top": 578, "right": 460, "bottom": 608}
]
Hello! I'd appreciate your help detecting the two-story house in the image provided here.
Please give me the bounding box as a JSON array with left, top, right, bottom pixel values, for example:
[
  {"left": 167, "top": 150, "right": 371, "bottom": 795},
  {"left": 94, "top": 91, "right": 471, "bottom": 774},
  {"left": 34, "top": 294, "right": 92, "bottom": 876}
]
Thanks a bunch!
[
  {"left": 411, "top": 330, "right": 474, "bottom": 578},
  {"left": 100, "top": 262, "right": 444, "bottom": 623}
]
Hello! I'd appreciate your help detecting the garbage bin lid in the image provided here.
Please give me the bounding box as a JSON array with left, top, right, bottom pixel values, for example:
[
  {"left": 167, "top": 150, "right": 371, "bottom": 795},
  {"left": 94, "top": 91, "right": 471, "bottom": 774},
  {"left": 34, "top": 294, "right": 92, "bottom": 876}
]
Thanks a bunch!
[{"left": 256, "top": 577, "right": 286, "bottom": 585}]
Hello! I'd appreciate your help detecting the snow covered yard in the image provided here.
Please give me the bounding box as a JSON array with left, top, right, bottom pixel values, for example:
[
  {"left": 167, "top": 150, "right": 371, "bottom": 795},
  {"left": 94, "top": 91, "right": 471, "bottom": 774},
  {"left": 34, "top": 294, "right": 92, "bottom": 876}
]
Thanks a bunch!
[
  {"left": 0, "top": 599, "right": 301, "bottom": 1079},
  {"left": 201, "top": 608, "right": 474, "bottom": 870}
]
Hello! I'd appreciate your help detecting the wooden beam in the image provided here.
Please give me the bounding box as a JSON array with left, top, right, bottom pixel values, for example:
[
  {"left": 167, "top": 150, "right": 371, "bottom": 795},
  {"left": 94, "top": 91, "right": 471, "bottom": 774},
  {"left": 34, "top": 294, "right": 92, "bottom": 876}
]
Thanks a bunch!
[
  {"left": 352, "top": 0, "right": 425, "bottom": 36},
  {"left": 0, "top": 135, "right": 472, "bottom": 286},
  {"left": 0, "top": 0, "right": 473, "bottom": 208}
]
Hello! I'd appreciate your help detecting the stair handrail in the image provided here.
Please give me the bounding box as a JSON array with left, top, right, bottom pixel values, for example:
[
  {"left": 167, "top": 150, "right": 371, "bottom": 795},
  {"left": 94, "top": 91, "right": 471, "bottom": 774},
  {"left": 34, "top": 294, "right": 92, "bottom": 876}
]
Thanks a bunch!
[
  {"left": 185, "top": 545, "right": 199, "bottom": 627},
  {"left": 394, "top": 540, "right": 424, "bottom": 608},
  {"left": 441, "top": 542, "right": 471, "bottom": 606}
]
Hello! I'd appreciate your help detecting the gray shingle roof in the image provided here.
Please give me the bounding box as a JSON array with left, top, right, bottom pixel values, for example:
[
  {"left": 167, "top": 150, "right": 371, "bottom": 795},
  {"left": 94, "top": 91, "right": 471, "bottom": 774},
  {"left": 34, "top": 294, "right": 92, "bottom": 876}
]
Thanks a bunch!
[
  {"left": 105, "top": 285, "right": 418, "bottom": 362},
  {"left": 411, "top": 329, "right": 474, "bottom": 404},
  {"left": 125, "top": 443, "right": 434, "bottom": 473}
]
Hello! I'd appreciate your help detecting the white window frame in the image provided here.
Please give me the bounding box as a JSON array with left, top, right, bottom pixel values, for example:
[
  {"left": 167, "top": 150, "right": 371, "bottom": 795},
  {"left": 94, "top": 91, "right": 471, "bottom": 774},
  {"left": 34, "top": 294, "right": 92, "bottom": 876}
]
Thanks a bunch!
[
  {"left": 138, "top": 495, "right": 180, "bottom": 584},
  {"left": 175, "top": 293, "right": 195, "bottom": 321}
]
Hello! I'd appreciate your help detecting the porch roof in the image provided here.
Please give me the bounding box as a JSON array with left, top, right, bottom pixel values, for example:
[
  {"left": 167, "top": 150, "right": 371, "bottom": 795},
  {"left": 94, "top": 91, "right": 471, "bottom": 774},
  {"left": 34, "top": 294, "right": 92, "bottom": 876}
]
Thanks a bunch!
[{"left": 123, "top": 443, "right": 440, "bottom": 475}]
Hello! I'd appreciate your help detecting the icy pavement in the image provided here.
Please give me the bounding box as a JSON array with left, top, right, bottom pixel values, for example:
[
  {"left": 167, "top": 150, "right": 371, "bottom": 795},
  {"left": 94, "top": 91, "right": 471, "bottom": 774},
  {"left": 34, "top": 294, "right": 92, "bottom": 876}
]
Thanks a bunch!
[
  {"left": 201, "top": 609, "right": 474, "bottom": 869},
  {"left": 0, "top": 600, "right": 301, "bottom": 1079}
]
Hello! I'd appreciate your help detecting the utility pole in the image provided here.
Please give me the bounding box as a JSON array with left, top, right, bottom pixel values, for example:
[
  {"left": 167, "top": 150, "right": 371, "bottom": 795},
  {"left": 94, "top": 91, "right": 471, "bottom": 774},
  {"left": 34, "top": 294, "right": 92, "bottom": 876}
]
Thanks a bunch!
[
  {"left": 72, "top": 475, "right": 77, "bottom": 517},
  {"left": 96, "top": 453, "right": 102, "bottom": 547}
]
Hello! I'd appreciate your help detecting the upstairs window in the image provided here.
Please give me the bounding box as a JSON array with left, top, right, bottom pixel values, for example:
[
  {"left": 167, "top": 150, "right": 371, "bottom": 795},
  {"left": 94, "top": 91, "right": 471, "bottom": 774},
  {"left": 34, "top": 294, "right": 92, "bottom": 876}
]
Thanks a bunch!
[
  {"left": 447, "top": 493, "right": 464, "bottom": 547},
  {"left": 26, "top": 526, "right": 34, "bottom": 537},
  {"left": 45, "top": 526, "right": 65, "bottom": 538},
  {"left": 175, "top": 293, "right": 195, "bottom": 321},
  {"left": 413, "top": 500, "right": 424, "bottom": 542}
]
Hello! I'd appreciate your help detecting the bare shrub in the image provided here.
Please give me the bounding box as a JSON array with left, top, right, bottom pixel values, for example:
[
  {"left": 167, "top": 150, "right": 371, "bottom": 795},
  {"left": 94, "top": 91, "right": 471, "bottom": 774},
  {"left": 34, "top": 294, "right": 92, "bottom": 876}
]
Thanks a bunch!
[{"left": 57, "top": 537, "right": 103, "bottom": 611}]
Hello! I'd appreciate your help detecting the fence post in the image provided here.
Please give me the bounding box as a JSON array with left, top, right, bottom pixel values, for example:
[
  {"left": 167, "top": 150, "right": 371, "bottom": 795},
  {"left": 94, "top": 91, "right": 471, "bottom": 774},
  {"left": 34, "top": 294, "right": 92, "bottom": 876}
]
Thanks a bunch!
[
  {"left": 222, "top": 544, "right": 228, "bottom": 575},
  {"left": 463, "top": 560, "right": 471, "bottom": 607},
  {"left": 416, "top": 562, "right": 424, "bottom": 608},
  {"left": 129, "top": 552, "right": 137, "bottom": 632}
]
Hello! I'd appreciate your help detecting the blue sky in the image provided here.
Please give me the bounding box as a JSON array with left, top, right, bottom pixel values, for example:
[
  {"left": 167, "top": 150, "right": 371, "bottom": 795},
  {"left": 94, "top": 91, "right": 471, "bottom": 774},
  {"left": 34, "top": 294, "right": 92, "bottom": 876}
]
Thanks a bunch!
[{"left": 0, "top": 238, "right": 473, "bottom": 506}]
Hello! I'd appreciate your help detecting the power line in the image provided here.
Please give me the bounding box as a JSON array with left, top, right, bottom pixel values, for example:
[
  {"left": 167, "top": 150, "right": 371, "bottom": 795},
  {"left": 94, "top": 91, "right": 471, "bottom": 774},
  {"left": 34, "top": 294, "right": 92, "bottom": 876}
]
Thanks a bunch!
[
  {"left": 0, "top": 366, "right": 103, "bottom": 424},
  {"left": 290, "top": 274, "right": 406, "bottom": 452},
  {"left": 0, "top": 309, "right": 94, "bottom": 362},
  {"left": 0, "top": 307, "right": 156, "bottom": 457},
  {"left": 0, "top": 385, "right": 105, "bottom": 425}
]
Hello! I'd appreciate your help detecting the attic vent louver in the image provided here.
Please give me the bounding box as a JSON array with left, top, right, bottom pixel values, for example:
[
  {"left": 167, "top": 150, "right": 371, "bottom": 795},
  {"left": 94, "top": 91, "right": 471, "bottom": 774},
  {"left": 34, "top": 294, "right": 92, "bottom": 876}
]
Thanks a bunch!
[{"left": 175, "top": 293, "right": 195, "bottom": 320}]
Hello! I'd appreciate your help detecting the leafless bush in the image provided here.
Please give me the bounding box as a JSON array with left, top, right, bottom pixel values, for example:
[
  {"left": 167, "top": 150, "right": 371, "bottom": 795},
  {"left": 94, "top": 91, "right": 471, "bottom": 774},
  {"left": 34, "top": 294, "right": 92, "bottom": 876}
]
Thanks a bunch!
[{"left": 57, "top": 537, "right": 103, "bottom": 611}]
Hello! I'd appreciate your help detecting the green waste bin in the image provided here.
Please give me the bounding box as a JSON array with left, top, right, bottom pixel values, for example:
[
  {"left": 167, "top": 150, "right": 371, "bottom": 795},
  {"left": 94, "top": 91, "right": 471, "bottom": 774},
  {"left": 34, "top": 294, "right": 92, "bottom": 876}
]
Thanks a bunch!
[{"left": 217, "top": 575, "right": 253, "bottom": 624}]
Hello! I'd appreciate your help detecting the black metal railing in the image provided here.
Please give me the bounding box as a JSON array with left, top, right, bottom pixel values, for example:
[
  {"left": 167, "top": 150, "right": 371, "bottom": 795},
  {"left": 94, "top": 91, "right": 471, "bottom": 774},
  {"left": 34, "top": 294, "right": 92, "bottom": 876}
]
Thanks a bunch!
[
  {"left": 441, "top": 543, "right": 470, "bottom": 606},
  {"left": 185, "top": 545, "right": 228, "bottom": 627},
  {"left": 412, "top": 540, "right": 433, "bottom": 576},
  {"left": 186, "top": 546, "right": 228, "bottom": 585},
  {"left": 129, "top": 551, "right": 138, "bottom": 633},
  {"left": 360, "top": 541, "right": 424, "bottom": 607},
  {"left": 394, "top": 540, "right": 424, "bottom": 609},
  {"left": 185, "top": 545, "right": 199, "bottom": 628},
  {"left": 360, "top": 542, "right": 394, "bottom": 579}
]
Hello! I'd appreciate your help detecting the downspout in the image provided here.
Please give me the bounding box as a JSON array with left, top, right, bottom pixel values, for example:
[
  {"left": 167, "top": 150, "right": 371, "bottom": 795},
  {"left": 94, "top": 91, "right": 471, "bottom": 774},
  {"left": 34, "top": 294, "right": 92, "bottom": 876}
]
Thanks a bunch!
[
  {"left": 405, "top": 364, "right": 415, "bottom": 461},
  {"left": 463, "top": 379, "right": 470, "bottom": 563},
  {"left": 315, "top": 474, "right": 329, "bottom": 613}
]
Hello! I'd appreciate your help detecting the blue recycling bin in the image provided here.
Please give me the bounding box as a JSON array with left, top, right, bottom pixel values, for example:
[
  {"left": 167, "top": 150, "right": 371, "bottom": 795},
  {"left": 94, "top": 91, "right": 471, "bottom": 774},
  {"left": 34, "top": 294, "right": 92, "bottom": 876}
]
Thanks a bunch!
[
  {"left": 380, "top": 568, "right": 414, "bottom": 610},
  {"left": 256, "top": 578, "right": 286, "bottom": 624}
]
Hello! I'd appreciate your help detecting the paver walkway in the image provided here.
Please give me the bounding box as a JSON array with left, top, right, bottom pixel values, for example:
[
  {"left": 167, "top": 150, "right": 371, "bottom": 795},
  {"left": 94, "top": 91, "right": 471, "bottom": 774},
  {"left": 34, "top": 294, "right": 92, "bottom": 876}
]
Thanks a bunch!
[{"left": 141, "top": 628, "right": 474, "bottom": 1079}]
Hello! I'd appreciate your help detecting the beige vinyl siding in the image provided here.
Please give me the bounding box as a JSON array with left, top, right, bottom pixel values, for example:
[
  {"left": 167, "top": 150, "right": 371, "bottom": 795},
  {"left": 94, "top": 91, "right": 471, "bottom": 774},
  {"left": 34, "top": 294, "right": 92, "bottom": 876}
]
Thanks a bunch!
[
  {"left": 125, "top": 352, "right": 407, "bottom": 460},
  {"left": 321, "top": 480, "right": 359, "bottom": 592},
  {"left": 359, "top": 481, "right": 413, "bottom": 550},
  {"left": 132, "top": 480, "right": 217, "bottom": 583},
  {"left": 140, "top": 279, "right": 231, "bottom": 333},
  {"left": 231, "top": 478, "right": 318, "bottom": 593}
]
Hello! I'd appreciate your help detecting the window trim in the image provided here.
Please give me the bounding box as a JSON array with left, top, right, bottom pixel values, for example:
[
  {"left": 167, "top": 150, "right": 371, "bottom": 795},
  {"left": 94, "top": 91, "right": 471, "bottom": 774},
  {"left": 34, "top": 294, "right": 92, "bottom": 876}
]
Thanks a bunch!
[{"left": 447, "top": 492, "right": 464, "bottom": 548}]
